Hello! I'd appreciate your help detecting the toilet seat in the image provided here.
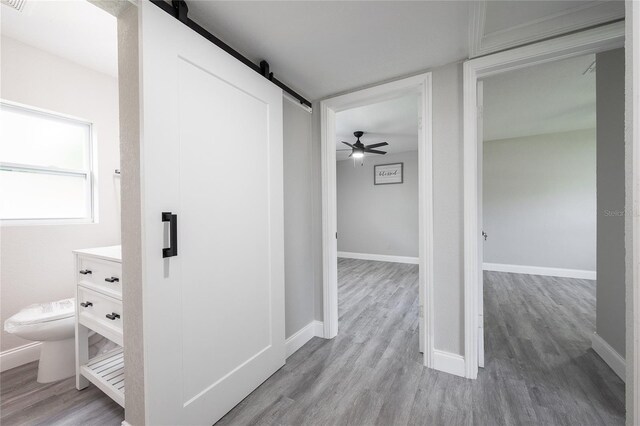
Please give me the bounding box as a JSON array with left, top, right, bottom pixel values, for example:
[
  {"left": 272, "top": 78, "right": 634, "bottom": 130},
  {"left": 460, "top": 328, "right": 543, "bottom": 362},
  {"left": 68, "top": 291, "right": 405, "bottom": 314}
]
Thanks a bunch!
[
  {"left": 4, "top": 298, "right": 75, "bottom": 331},
  {"left": 4, "top": 298, "right": 76, "bottom": 383}
]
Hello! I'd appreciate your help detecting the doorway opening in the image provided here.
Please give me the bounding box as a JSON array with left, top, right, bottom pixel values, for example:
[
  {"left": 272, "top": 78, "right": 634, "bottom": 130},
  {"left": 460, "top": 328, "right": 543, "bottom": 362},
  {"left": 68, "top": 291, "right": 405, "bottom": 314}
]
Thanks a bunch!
[
  {"left": 477, "top": 51, "right": 625, "bottom": 422},
  {"left": 0, "top": 0, "right": 127, "bottom": 424},
  {"left": 334, "top": 94, "right": 421, "bottom": 358},
  {"left": 320, "top": 73, "right": 434, "bottom": 367},
  {"left": 463, "top": 21, "right": 625, "bottom": 382}
]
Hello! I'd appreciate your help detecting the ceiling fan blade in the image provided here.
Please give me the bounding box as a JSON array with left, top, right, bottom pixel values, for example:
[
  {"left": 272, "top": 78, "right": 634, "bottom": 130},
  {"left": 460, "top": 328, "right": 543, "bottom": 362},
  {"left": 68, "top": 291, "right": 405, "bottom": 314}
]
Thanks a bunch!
[
  {"left": 364, "top": 149, "right": 387, "bottom": 155},
  {"left": 342, "top": 141, "right": 354, "bottom": 148},
  {"left": 348, "top": 152, "right": 353, "bottom": 158},
  {"left": 365, "top": 142, "right": 388, "bottom": 149}
]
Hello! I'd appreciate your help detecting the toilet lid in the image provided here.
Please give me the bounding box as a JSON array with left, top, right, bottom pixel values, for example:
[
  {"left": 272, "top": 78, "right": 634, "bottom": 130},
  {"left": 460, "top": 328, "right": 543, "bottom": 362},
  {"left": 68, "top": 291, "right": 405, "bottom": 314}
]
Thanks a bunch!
[{"left": 5, "top": 298, "right": 75, "bottom": 327}]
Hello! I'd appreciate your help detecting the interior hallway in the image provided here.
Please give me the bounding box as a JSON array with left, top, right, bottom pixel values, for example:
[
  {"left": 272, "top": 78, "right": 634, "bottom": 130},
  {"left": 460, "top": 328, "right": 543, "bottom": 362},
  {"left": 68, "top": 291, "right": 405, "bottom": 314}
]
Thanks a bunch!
[
  {"left": 0, "top": 260, "right": 625, "bottom": 425},
  {"left": 220, "top": 259, "right": 625, "bottom": 425}
]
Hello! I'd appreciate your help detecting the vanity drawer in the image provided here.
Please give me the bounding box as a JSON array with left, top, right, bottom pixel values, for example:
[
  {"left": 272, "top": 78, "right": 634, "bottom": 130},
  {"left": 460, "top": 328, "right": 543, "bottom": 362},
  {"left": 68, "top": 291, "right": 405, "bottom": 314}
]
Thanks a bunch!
[
  {"left": 77, "top": 257, "right": 122, "bottom": 298},
  {"left": 77, "top": 287, "right": 123, "bottom": 345}
]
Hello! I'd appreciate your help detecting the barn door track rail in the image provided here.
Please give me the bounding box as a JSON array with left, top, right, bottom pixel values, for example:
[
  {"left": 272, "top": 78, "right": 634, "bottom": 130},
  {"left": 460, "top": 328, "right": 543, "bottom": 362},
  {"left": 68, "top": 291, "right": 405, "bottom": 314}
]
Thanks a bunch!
[{"left": 151, "top": 0, "right": 312, "bottom": 108}]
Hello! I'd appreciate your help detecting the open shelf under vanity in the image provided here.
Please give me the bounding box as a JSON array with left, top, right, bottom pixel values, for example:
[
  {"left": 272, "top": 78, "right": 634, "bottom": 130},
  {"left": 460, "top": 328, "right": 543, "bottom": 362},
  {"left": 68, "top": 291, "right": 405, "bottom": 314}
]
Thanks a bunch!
[{"left": 80, "top": 347, "right": 125, "bottom": 407}]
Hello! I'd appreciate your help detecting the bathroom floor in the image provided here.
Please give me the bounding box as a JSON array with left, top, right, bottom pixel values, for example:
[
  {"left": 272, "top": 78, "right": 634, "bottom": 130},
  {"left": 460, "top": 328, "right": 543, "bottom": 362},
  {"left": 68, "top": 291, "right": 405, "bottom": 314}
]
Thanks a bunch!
[{"left": 0, "top": 360, "right": 123, "bottom": 425}]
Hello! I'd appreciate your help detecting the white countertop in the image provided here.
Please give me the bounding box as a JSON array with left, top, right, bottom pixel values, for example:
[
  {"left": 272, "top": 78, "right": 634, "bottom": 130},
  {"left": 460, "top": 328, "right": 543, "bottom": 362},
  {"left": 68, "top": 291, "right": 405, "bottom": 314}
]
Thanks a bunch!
[{"left": 73, "top": 245, "right": 122, "bottom": 262}]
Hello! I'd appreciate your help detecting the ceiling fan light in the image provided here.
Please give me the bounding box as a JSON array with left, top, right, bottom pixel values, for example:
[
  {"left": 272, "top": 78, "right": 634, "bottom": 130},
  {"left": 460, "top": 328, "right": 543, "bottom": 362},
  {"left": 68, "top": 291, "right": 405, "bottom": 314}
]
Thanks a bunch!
[{"left": 352, "top": 151, "right": 364, "bottom": 158}]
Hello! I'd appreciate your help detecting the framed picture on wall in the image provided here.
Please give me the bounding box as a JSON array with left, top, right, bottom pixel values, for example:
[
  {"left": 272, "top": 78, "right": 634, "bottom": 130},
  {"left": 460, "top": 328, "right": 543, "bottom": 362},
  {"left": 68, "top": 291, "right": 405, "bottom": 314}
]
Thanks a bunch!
[{"left": 374, "top": 162, "right": 403, "bottom": 185}]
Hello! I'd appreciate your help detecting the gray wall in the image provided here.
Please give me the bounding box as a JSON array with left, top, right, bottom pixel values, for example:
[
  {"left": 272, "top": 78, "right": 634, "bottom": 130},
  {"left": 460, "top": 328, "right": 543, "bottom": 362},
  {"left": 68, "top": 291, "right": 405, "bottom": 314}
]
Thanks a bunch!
[
  {"left": 311, "top": 102, "right": 325, "bottom": 323},
  {"left": 483, "top": 129, "right": 597, "bottom": 271},
  {"left": 283, "top": 99, "right": 316, "bottom": 338},
  {"left": 337, "top": 151, "right": 418, "bottom": 257},
  {"left": 312, "top": 62, "right": 466, "bottom": 356},
  {"left": 431, "top": 62, "right": 465, "bottom": 355},
  {"left": 596, "top": 48, "right": 626, "bottom": 357},
  {"left": 0, "top": 36, "right": 121, "bottom": 353}
]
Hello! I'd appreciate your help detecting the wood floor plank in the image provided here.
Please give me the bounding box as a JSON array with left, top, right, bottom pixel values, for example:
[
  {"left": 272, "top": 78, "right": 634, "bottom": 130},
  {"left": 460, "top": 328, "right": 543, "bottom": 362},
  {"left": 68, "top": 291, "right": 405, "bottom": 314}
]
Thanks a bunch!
[{"left": 1, "top": 261, "right": 625, "bottom": 425}]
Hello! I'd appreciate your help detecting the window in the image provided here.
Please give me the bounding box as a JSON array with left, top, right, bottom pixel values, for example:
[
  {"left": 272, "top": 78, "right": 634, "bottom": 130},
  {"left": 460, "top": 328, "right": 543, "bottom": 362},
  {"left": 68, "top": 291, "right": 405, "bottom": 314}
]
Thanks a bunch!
[{"left": 0, "top": 102, "right": 95, "bottom": 224}]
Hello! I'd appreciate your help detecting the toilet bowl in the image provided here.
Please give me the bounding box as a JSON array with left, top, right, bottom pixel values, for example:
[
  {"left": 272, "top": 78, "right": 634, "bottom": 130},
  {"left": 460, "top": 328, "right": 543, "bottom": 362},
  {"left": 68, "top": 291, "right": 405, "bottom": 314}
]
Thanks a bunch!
[{"left": 4, "top": 298, "right": 75, "bottom": 383}]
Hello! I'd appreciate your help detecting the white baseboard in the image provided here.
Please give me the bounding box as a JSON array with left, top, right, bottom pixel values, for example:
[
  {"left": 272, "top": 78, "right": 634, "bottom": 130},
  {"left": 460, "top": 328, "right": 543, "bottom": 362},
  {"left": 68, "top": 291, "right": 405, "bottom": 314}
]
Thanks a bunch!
[
  {"left": 338, "top": 251, "right": 419, "bottom": 265},
  {"left": 483, "top": 262, "right": 596, "bottom": 280},
  {"left": 285, "top": 320, "right": 324, "bottom": 358},
  {"left": 313, "top": 320, "right": 325, "bottom": 338},
  {"left": 0, "top": 342, "right": 41, "bottom": 372},
  {"left": 591, "top": 332, "right": 625, "bottom": 381},
  {"left": 432, "top": 349, "right": 466, "bottom": 378}
]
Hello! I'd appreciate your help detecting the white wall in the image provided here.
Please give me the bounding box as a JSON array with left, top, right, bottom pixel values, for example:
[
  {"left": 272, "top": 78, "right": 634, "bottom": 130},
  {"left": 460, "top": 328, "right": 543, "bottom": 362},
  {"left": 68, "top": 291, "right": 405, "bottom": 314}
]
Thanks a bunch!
[
  {"left": 283, "top": 99, "right": 316, "bottom": 338},
  {"left": 483, "top": 129, "right": 597, "bottom": 272},
  {"left": 0, "top": 36, "right": 121, "bottom": 352},
  {"left": 337, "top": 151, "right": 418, "bottom": 257},
  {"left": 117, "top": 5, "right": 145, "bottom": 424}
]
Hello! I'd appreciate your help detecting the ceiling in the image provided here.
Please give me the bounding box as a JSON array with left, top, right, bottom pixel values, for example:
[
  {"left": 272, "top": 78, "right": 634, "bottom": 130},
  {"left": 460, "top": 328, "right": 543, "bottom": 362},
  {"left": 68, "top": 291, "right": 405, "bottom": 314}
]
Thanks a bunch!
[
  {"left": 471, "top": 1, "right": 623, "bottom": 57},
  {"left": 484, "top": 1, "right": 587, "bottom": 34},
  {"left": 1, "top": 0, "right": 118, "bottom": 77},
  {"left": 483, "top": 53, "right": 596, "bottom": 141},
  {"left": 186, "top": 1, "right": 471, "bottom": 100},
  {"left": 335, "top": 94, "right": 418, "bottom": 162},
  {"left": 0, "top": 0, "right": 615, "bottom": 114}
]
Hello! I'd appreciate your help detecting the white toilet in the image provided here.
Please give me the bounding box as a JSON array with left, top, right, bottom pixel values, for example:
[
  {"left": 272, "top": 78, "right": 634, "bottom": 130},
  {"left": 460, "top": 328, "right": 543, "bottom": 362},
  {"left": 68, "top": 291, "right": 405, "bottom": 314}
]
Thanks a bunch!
[{"left": 4, "top": 298, "right": 75, "bottom": 383}]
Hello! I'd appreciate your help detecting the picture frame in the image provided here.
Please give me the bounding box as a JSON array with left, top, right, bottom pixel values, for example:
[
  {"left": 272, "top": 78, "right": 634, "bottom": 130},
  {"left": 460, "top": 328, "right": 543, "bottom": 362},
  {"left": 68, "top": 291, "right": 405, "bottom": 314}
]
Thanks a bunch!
[{"left": 374, "top": 162, "right": 403, "bottom": 185}]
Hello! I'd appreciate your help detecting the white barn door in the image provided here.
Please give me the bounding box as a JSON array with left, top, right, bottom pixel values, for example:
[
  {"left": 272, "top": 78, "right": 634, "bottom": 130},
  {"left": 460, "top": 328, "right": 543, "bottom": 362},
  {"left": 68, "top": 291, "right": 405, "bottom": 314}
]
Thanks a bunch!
[{"left": 138, "top": 2, "right": 285, "bottom": 424}]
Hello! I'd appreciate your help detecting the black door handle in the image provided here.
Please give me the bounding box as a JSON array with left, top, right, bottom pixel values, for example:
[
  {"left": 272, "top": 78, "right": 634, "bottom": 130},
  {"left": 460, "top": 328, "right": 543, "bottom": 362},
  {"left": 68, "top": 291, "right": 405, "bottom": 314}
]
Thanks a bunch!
[
  {"left": 105, "top": 277, "right": 120, "bottom": 283},
  {"left": 80, "top": 302, "right": 93, "bottom": 308},
  {"left": 162, "top": 212, "right": 178, "bottom": 258},
  {"left": 106, "top": 313, "right": 120, "bottom": 320},
  {"left": 79, "top": 270, "right": 92, "bottom": 275}
]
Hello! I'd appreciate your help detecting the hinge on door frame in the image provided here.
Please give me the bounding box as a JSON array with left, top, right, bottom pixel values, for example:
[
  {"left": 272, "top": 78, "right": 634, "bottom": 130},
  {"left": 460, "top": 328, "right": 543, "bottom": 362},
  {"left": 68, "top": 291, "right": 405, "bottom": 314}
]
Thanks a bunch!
[
  {"left": 172, "top": 0, "right": 189, "bottom": 24},
  {"left": 419, "top": 305, "right": 424, "bottom": 318}
]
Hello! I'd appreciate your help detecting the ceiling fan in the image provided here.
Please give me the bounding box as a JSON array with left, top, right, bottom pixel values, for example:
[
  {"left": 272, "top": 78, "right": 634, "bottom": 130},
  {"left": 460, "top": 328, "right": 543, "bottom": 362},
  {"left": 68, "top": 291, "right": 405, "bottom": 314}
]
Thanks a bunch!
[{"left": 339, "top": 131, "right": 388, "bottom": 158}]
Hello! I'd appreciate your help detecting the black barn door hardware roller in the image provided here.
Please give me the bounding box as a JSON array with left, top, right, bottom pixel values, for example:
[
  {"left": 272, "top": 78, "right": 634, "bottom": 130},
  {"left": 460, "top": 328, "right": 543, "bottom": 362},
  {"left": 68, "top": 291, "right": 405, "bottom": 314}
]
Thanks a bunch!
[{"left": 150, "top": 0, "right": 312, "bottom": 108}]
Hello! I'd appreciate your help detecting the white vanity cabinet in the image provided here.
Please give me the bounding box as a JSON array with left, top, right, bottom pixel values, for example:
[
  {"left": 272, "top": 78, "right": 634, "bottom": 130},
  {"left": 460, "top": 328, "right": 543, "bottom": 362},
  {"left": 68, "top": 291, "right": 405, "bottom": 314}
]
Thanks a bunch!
[{"left": 74, "top": 246, "right": 124, "bottom": 407}]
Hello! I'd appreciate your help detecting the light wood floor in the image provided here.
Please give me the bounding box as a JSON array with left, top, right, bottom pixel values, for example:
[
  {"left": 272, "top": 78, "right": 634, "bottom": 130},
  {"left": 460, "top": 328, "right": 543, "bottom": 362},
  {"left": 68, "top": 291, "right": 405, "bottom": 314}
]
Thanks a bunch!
[
  {"left": 1, "top": 259, "right": 625, "bottom": 425},
  {"left": 0, "top": 362, "right": 123, "bottom": 425},
  {"left": 219, "top": 260, "right": 625, "bottom": 425}
]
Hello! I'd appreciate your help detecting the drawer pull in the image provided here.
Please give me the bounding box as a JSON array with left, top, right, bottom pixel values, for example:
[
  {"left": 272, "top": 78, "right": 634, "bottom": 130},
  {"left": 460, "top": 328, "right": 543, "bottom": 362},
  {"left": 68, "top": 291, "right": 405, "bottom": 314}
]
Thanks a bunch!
[
  {"left": 105, "top": 313, "right": 121, "bottom": 320},
  {"left": 105, "top": 277, "right": 120, "bottom": 283},
  {"left": 80, "top": 302, "right": 93, "bottom": 308},
  {"left": 79, "top": 270, "right": 92, "bottom": 275}
]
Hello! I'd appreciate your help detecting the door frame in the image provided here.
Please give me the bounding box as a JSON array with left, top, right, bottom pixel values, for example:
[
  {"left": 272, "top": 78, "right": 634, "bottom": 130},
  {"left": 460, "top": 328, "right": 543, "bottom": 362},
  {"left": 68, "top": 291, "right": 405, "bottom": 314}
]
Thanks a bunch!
[
  {"left": 319, "top": 73, "right": 434, "bottom": 367},
  {"left": 463, "top": 21, "right": 625, "bottom": 379},
  {"left": 628, "top": 1, "right": 640, "bottom": 424}
]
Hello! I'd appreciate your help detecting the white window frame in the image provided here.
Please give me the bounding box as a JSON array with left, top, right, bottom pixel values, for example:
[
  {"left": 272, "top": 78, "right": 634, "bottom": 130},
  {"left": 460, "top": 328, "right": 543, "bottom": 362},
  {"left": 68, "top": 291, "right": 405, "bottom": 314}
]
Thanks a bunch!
[{"left": 0, "top": 100, "right": 98, "bottom": 226}]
